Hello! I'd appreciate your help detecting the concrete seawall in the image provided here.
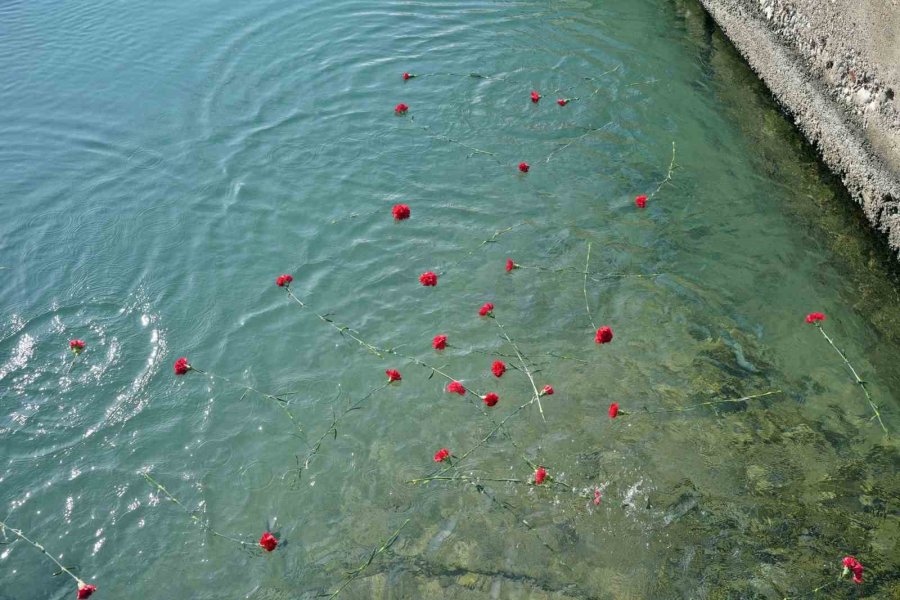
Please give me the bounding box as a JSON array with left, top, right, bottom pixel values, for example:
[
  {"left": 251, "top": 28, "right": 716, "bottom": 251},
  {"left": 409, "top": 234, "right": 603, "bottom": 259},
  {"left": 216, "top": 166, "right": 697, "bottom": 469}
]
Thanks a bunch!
[{"left": 697, "top": 0, "right": 900, "bottom": 255}]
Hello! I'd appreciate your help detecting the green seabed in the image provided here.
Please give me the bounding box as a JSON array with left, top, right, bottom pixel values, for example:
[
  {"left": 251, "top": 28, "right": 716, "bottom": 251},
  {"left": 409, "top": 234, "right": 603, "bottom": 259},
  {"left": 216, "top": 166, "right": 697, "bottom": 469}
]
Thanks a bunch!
[{"left": 0, "top": 0, "right": 898, "bottom": 598}]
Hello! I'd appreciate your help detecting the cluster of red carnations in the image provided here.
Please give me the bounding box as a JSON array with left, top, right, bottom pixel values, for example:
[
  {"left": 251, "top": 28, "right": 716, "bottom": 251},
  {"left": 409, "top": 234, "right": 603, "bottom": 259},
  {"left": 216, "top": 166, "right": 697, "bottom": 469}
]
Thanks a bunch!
[
  {"left": 45, "top": 75, "right": 867, "bottom": 600},
  {"left": 394, "top": 81, "right": 648, "bottom": 207}
]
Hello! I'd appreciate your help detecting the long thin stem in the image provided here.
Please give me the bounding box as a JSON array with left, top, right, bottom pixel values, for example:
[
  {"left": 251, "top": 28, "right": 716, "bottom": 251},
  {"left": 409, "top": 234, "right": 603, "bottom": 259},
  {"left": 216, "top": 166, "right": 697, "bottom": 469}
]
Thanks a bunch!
[
  {"left": 442, "top": 224, "right": 522, "bottom": 272},
  {"left": 583, "top": 242, "right": 597, "bottom": 330},
  {"left": 514, "top": 263, "right": 660, "bottom": 283},
  {"left": 285, "top": 288, "right": 384, "bottom": 358},
  {"left": 295, "top": 383, "right": 390, "bottom": 479},
  {"left": 493, "top": 316, "right": 545, "bottom": 422},
  {"left": 0, "top": 519, "right": 84, "bottom": 585},
  {"left": 782, "top": 577, "right": 840, "bottom": 599},
  {"left": 647, "top": 141, "right": 677, "bottom": 201},
  {"left": 544, "top": 122, "right": 614, "bottom": 163},
  {"left": 192, "top": 368, "right": 303, "bottom": 434},
  {"left": 325, "top": 519, "right": 410, "bottom": 599},
  {"left": 407, "top": 473, "right": 577, "bottom": 496},
  {"left": 643, "top": 390, "right": 782, "bottom": 414},
  {"left": 142, "top": 473, "right": 254, "bottom": 548},
  {"left": 815, "top": 324, "right": 887, "bottom": 433}
]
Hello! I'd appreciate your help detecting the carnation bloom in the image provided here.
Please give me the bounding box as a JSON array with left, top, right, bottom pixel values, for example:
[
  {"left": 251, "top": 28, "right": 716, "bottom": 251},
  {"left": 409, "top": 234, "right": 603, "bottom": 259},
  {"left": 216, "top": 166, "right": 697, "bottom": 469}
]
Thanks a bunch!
[
  {"left": 433, "top": 448, "right": 450, "bottom": 462},
  {"left": 842, "top": 556, "right": 863, "bottom": 584},
  {"left": 635, "top": 195, "right": 647, "bottom": 208},
  {"left": 173, "top": 357, "right": 191, "bottom": 375},
  {"left": 395, "top": 103, "right": 409, "bottom": 114},
  {"left": 276, "top": 274, "right": 294, "bottom": 287},
  {"left": 805, "top": 312, "right": 826, "bottom": 324},
  {"left": 402, "top": 72, "right": 411, "bottom": 80},
  {"left": 534, "top": 467, "right": 547, "bottom": 485},
  {"left": 259, "top": 531, "right": 278, "bottom": 552},
  {"left": 608, "top": 402, "right": 619, "bottom": 418},
  {"left": 530, "top": 90, "right": 541, "bottom": 103},
  {"left": 77, "top": 582, "right": 97, "bottom": 599},
  {"left": 541, "top": 385, "right": 554, "bottom": 396},
  {"left": 386, "top": 369, "right": 402, "bottom": 382},
  {"left": 491, "top": 360, "right": 506, "bottom": 377},
  {"left": 518, "top": 162, "right": 530, "bottom": 173},
  {"left": 593, "top": 488, "right": 602, "bottom": 505},
  {"left": 595, "top": 326, "right": 614, "bottom": 344},
  {"left": 447, "top": 381, "right": 465, "bottom": 395},
  {"left": 432, "top": 335, "right": 447, "bottom": 350},
  {"left": 478, "top": 302, "right": 494, "bottom": 317},
  {"left": 69, "top": 339, "right": 85, "bottom": 355},
  {"left": 557, "top": 98, "right": 568, "bottom": 106},
  {"left": 505, "top": 258, "right": 516, "bottom": 272},
  {"left": 482, "top": 392, "right": 499, "bottom": 407},
  {"left": 419, "top": 271, "right": 438, "bottom": 286},
  {"left": 392, "top": 204, "right": 411, "bottom": 220}
]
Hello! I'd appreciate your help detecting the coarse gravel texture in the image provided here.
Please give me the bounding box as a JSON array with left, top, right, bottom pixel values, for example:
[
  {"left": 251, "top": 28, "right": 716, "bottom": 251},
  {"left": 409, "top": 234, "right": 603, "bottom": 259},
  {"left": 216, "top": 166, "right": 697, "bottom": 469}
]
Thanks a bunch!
[{"left": 698, "top": 0, "right": 900, "bottom": 256}]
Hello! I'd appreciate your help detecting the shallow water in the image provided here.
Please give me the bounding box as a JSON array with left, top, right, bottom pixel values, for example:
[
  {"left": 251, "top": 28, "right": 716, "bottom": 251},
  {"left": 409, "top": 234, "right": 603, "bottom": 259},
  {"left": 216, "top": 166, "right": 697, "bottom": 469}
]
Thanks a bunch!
[{"left": 1, "top": 0, "right": 898, "bottom": 598}]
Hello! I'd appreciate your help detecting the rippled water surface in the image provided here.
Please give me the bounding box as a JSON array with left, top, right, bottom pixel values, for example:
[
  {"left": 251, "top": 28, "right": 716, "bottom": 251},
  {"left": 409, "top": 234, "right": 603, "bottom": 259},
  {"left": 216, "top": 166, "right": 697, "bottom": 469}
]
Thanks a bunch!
[{"left": 1, "top": 0, "right": 899, "bottom": 598}]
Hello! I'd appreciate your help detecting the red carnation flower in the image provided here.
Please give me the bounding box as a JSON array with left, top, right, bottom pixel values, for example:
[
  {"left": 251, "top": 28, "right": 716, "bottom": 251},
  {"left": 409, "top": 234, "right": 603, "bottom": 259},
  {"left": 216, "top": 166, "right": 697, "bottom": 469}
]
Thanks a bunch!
[
  {"left": 259, "top": 531, "right": 278, "bottom": 552},
  {"left": 530, "top": 90, "right": 541, "bottom": 103},
  {"left": 595, "top": 326, "right": 614, "bottom": 344},
  {"left": 505, "top": 258, "right": 516, "bottom": 272},
  {"left": 557, "top": 98, "right": 568, "bottom": 106},
  {"left": 842, "top": 556, "right": 863, "bottom": 584},
  {"left": 518, "top": 162, "right": 530, "bottom": 173},
  {"left": 593, "top": 488, "right": 602, "bottom": 505},
  {"left": 541, "top": 385, "right": 554, "bottom": 396},
  {"left": 433, "top": 448, "right": 450, "bottom": 462},
  {"left": 608, "top": 402, "right": 619, "bottom": 419},
  {"left": 276, "top": 274, "right": 294, "bottom": 287},
  {"left": 432, "top": 334, "right": 447, "bottom": 350},
  {"left": 482, "top": 392, "right": 499, "bottom": 407},
  {"left": 386, "top": 369, "right": 402, "bottom": 382},
  {"left": 402, "top": 72, "right": 411, "bottom": 80},
  {"left": 478, "top": 302, "right": 494, "bottom": 317},
  {"left": 491, "top": 360, "right": 506, "bottom": 377},
  {"left": 77, "top": 582, "right": 97, "bottom": 599},
  {"left": 69, "top": 339, "right": 85, "bottom": 355},
  {"left": 534, "top": 467, "right": 547, "bottom": 485},
  {"left": 395, "top": 103, "right": 409, "bottom": 114},
  {"left": 419, "top": 271, "right": 438, "bottom": 286},
  {"left": 447, "top": 381, "right": 465, "bottom": 395},
  {"left": 805, "top": 312, "right": 826, "bottom": 324},
  {"left": 173, "top": 357, "right": 191, "bottom": 375},
  {"left": 635, "top": 195, "right": 647, "bottom": 209},
  {"left": 392, "top": 204, "right": 411, "bottom": 220}
]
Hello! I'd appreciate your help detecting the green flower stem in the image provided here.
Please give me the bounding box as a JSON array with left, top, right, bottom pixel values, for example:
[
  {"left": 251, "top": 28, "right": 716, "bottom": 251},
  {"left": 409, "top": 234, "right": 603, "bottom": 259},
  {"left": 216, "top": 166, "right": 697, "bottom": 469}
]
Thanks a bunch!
[
  {"left": 544, "top": 121, "right": 614, "bottom": 163},
  {"left": 326, "top": 519, "right": 410, "bottom": 599},
  {"left": 814, "top": 323, "right": 887, "bottom": 433},
  {"left": 142, "top": 473, "right": 254, "bottom": 548},
  {"left": 0, "top": 519, "right": 85, "bottom": 586},
  {"left": 583, "top": 241, "right": 597, "bottom": 330},
  {"left": 296, "top": 382, "right": 390, "bottom": 478},
  {"left": 643, "top": 390, "right": 782, "bottom": 414},
  {"left": 285, "top": 288, "right": 384, "bottom": 358},
  {"left": 190, "top": 368, "right": 302, "bottom": 434},
  {"left": 514, "top": 263, "right": 661, "bottom": 283},
  {"left": 782, "top": 577, "right": 840, "bottom": 599},
  {"left": 407, "top": 472, "right": 577, "bottom": 495},
  {"left": 647, "top": 141, "right": 677, "bottom": 202},
  {"left": 493, "top": 316, "right": 545, "bottom": 422},
  {"left": 441, "top": 224, "right": 522, "bottom": 273}
]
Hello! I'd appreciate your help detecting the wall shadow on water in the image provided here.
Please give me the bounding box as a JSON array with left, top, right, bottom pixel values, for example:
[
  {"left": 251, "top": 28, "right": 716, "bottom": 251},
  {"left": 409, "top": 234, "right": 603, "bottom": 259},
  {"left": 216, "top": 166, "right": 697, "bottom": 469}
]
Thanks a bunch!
[{"left": 675, "top": 0, "right": 900, "bottom": 343}]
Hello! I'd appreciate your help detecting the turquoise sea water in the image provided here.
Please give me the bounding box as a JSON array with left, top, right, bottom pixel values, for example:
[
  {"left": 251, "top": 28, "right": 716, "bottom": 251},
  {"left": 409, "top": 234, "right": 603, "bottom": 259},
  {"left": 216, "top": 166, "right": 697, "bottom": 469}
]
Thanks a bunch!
[{"left": 1, "top": 0, "right": 899, "bottom": 598}]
